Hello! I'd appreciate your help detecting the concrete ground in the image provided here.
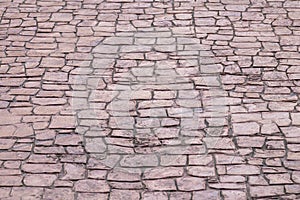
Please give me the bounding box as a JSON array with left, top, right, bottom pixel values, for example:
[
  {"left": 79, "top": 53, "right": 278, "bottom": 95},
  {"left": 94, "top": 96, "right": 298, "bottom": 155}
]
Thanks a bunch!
[{"left": 0, "top": 0, "right": 300, "bottom": 199}]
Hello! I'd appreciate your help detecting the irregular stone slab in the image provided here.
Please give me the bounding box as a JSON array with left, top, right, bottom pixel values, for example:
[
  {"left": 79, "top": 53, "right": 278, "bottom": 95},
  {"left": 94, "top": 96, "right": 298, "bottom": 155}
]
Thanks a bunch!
[
  {"left": 250, "top": 186, "right": 284, "bottom": 197},
  {"left": 281, "top": 36, "right": 300, "bottom": 45},
  {"left": 44, "top": 188, "right": 74, "bottom": 200},
  {"left": 85, "top": 138, "right": 106, "bottom": 153},
  {"left": 40, "top": 57, "right": 65, "bottom": 68},
  {"left": 49, "top": 116, "right": 76, "bottom": 129},
  {"left": 120, "top": 154, "right": 158, "bottom": 167},
  {"left": 0, "top": 139, "right": 15, "bottom": 149},
  {"left": 24, "top": 174, "right": 57, "bottom": 186},
  {"left": 74, "top": 179, "right": 110, "bottom": 193}
]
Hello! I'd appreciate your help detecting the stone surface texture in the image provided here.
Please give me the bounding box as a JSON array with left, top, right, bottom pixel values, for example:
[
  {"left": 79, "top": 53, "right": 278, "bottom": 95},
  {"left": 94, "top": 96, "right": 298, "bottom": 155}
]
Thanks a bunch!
[{"left": 0, "top": 0, "right": 300, "bottom": 199}]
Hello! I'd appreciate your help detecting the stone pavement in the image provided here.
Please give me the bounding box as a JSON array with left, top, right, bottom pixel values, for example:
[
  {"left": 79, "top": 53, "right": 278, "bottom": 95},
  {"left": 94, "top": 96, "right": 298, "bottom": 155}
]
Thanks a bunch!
[{"left": 1, "top": 0, "right": 300, "bottom": 199}]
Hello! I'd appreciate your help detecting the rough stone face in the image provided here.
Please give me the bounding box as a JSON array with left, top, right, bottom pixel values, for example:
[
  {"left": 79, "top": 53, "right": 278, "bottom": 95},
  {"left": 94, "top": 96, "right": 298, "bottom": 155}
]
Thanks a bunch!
[
  {"left": 187, "top": 166, "right": 216, "bottom": 177},
  {"left": 49, "top": 116, "right": 76, "bottom": 129},
  {"left": 110, "top": 190, "right": 140, "bottom": 200},
  {"left": 51, "top": 13, "right": 73, "bottom": 22},
  {"left": 120, "top": 155, "right": 158, "bottom": 167},
  {"left": 142, "top": 192, "right": 168, "bottom": 200},
  {"left": 193, "top": 190, "right": 221, "bottom": 200},
  {"left": 262, "top": 72, "right": 288, "bottom": 81},
  {"left": 0, "top": 139, "right": 15, "bottom": 149},
  {"left": 143, "top": 167, "right": 184, "bottom": 179},
  {"left": 85, "top": 138, "right": 106, "bottom": 153},
  {"left": 233, "top": 122, "right": 260, "bottom": 135},
  {"left": 23, "top": 174, "right": 57, "bottom": 186},
  {"left": 281, "top": 36, "right": 300, "bottom": 45},
  {"left": 107, "top": 168, "right": 140, "bottom": 181},
  {"left": 176, "top": 176, "right": 206, "bottom": 191},
  {"left": 253, "top": 57, "right": 278, "bottom": 67},
  {"left": 144, "top": 179, "right": 176, "bottom": 191},
  {"left": 0, "top": 152, "right": 30, "bottom": 161},
  {"left": 281, "top": 127, "right": 300, "bottom": 137},
  {"left": 61, "top": 164, "right": 85, "bottom": 180},
  {"left": 222, "top": 190, "right": 247, "bottom": 199},
  {"left": 55, "top": 134, "right": 82, "bottom": 146},
  {"left": 40, "top": 57, "right": 65, "bottom": 68},
  {"left": 10, "top": 187, "right": 44, "bottom": 199},
  {"left": 203, "top": 137, "right": 236, "bottom": 149},
  {"left": 236, "top": 136, "right": 265, "bottom": 148},
  {"left": 44, "top": 188, "right": 74, "bottom": 200},
  {"left": 292, "top": 171, "right": 300, "bottom": 183},
  {"left": 77, "top": 193, "right": 108, "bottom": 200},
  {"left": 93, "top": 45, "right": 119, "bottom": 54},
  {"left": 21, "top": 164, "right": 62, "bottom": 173},
  {"left": 266, "top": 173, "right": 292, "bottom": 184},
  {"left": 89, "top": 91, "right": 118, "bottom": 102},
  {"left": 226, "top": 165, "right": 260, "bottom": 175},
  {"left": 0, "top": 176, "right": 23, "bottom": 186},
  {"left": 250, "top": 186, "right": 284, "bottom": 197},
  {"left": 291, "top": 113, "right": 300, "bottom": 125},
  {"left": 74, "top": 180, "right": 110, "bottom": 193}
]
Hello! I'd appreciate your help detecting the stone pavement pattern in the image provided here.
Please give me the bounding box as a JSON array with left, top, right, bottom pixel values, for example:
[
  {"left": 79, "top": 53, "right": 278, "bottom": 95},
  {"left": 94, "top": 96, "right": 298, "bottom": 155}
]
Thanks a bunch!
[{"left": 1, "top": 0, "right": 300, "bottom": 199}]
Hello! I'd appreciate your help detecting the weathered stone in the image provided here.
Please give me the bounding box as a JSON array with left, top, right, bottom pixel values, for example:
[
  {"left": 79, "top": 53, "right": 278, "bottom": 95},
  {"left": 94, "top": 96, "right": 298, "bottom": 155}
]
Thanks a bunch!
[
  {"left": 92, "top": 59, "right": 115, "bottom": 68},
  {"left": 55, "top": 134, "right": 82, "bottom": 146},
  {"left": 44, "top": 71, "right": 68, "bottom": 82},
  {"left": 203, "top": 137, "right": 236, "bottom": 149},
  {"left": 0, "top": 152, "right": 30, "bottom": 161},
  {"left": 14, "top": 124, "right": 34, "bottom": 138},
  {"left": 250, "top": 186, "right": 284, "bottom": 197},
  {"left": 143, "top": 167, "right": 183, "bottom": 179},
  {"left": 120, "top": 155, "right": 158, "bottom": 167},
  {"left": 193, "top": 190, "right": 221, "bottom": 200},
  {"left": 281, "top": 127, "right": 300, "bottom": 137},
  {"left": 0, "top": 175, "right": 22, "bottom": 186},
  {"left": 93, "top": 45, "right": 119, "bottom": 54},
  {"left": 187, "top": 166, "right": 215, "bottom": 177},
  {"left": 144, "top": 179, "right": 176, "bottom": 191},
  {"left": 176, "top": 176, "right": 205, "bottom": 191},
  {"left": 41, "top": 57, "right": 65, "bottom": 68},
  {"left": 109, "top": 117, "right": 134, "bottom": 129},
  {"left": 51, "top": 13, "right": 73, "bottom": 21},
  {"left": 10, "top": 187, "right": 44, "bottom": 199},
  {"left": 108, "top": 168, "right": 140, "bottom": 181},
  {"left": 77, "top": 193, "right": 108, "bottom": 200},
  {"left": 24, "top": 174, "right": 56, "bottom": 186},
  {"left": 0, "top": 112, "right": 21, "bottom": 125},
  {"left": 142, "top": 192, "right": 168, "bottom": 200},
  {"left": 236, "top": 137, "right": 265, "bottom": 148},
  {"left": 266, "top": 173, "right": 292, "bottom": 184},
  {"left": 49, "top": 116, "right": 76, "bottom": 129},
  {"left": 22, "top": 163, "right": 62, "bottom": 173},
  {"left": 61, "top": 164, "right": 85, "bottom": 180},
  {"left": 85, "top": 138, "right": 106, "bottom": 153},
  {"left": 222, "top": 190, "right": 247, "bottom": 200},
  {"left": 89, "top": 91, "right": 118, "bottom": 102},
  {"left": 74, "top": 180, "right": 110, "bottom": 193},
  {"left": 233, "top": 122, "right": 260, "bottom": 135},
  {"left": 281, "top": 36, "right": 300, "bottom": 45},
  {"left": 110, "top": 190, "right": 140, "bottom": 200},
  {"left": 227, "top": 165, "right": 260, "bottom": 175},
  {"left": 0, "top": 139, "right": 15, "bottom": 149},
  {"left": 262, "top": 72, "right": 288, "bottom": 80},
  {"left": 291, "top": 113, "right": 300, "bottom": 125},
  {"left": 44, "top": 188, "right": 74, "bottom": 200},
  {"left": 253, "top": 57, "right": 278, "bottom": 67}
]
